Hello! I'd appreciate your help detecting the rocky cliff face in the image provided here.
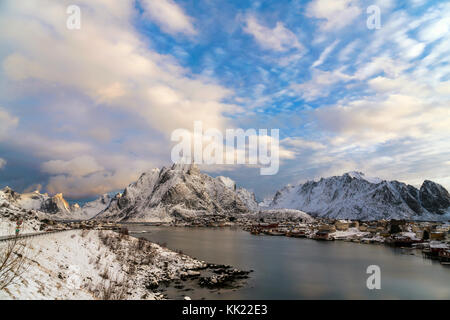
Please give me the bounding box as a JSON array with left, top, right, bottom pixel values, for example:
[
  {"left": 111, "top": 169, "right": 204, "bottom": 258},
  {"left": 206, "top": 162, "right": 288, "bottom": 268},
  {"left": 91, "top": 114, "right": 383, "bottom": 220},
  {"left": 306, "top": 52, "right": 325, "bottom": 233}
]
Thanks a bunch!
[
  {"left": 268, "top": 172, "right": 450, "bottom": 221},
  {"left": 94, "top": 164, "right": 251, "bottom": 222},
  {"left": 0, "top": 187, "right": 110, "bottom": 220},
  {"left": 419, "top": 180, "right": 450, "bottom": 215}
]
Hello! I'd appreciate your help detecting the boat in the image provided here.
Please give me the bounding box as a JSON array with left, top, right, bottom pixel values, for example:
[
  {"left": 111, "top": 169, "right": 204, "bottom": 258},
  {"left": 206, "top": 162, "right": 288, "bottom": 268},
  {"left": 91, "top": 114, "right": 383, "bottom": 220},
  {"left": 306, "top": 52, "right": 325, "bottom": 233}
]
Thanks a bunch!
[
  {"left": 313, "top": 231, "right": 333, "bottom": 241},
  {"left": 287, "top": 230, "right": 307, "bottom": 238},
  {"left": 265, "top": 230, "right": 285, "bottom": 236},
  {"left": 438, "top": 249, "right": 450, "bottom": 263}
]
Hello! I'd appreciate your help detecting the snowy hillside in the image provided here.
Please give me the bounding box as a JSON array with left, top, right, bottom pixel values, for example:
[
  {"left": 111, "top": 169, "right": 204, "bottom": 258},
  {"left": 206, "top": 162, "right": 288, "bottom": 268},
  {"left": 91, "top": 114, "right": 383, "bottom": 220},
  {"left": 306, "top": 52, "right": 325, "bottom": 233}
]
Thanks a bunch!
[
  {"left": 0, "top": 188, "right": 43, "bottom": 236},
  {"left": 0, "top": 230, "right": 204, "bottom": 299},
  {"left": 71, "top": 194, "right": 113, "bottom": 220},
  {"left": 268, "top": 172, "right": 450, "bottom": 221},
  {"left": 95, "top": 164, "right": 251, "bottom": 222}
]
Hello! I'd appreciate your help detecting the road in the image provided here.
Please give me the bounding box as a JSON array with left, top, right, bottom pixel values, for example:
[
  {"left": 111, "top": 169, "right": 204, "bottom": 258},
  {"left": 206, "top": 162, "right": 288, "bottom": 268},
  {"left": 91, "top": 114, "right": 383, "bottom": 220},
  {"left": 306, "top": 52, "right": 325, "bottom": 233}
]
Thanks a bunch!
[{"left": 0, "top": 230, "right": 72, "bottom": 242}]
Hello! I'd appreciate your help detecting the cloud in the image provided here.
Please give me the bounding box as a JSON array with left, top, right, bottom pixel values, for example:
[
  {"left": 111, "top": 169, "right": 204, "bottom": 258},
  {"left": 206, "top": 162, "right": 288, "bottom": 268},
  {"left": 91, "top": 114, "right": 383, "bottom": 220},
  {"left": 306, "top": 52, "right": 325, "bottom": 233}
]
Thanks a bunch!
[
  {"left": 0, "top": 158, "right": 6, "bottom": 169},
  {"left": 282, "top": 137, "right": 326, "bottom": 151},
  {"left": 313, "top": 77, "right": 450, "bottom": 146},
  {"left": 291, "top": 68, "right": 352, "bottom": 101},
  {"left": 243, "top": 14, "right": 303, "bottom": 52},
  {"left": 23, "top": 183, "right": 42, "bottom": 193},
  {"left": 140, "top": 0, "right": 197, "bottom": 35},
  {"left": 338, "top": 40, "right": 359, "bottom": 62},
  {"left": 312, "top": 40, "right": 339, "bottom": 68},
  {"left": 0, "top": 0, "right": 241, "bottom": 197},
  {"left": 45, "top": 158, "right": 156, "bottom": 199},
  {"left": 306, "top": 0, "right": 361, "bottom": 30},
  {"left": 41, "top": 156, "right": 104, "bottom": 177},
  {"left": 418, "top": 15, "right": 450, "bottom": 43},
  {"left": 0, "top": 107, "right": 19, "bottom": 140}
]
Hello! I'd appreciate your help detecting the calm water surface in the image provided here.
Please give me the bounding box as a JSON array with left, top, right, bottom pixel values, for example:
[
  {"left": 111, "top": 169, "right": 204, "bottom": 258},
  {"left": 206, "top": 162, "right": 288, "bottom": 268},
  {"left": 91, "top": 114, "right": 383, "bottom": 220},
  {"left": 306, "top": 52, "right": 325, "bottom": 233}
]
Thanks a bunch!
[{"left": 128, "top": 226, "right": 450, "bottom": 299}]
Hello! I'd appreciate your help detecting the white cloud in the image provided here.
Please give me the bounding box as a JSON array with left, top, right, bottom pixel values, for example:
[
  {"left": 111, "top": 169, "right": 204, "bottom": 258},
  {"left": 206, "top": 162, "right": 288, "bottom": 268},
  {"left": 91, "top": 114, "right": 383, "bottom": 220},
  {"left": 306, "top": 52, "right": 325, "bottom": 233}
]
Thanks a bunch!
[
  {"left": 312, "top": 40, "right": 339, "bottom": 68},
  {"left": 41, "top": 156, "right": 104, "bottom": 177},
  {"left": 243, "top": 14, "right": 303, "bottom": 52},
  {"left": 0, "top": 158, "right": 6, "bottom": 169},
  {"left": 306, "top": 0, "right": 361, "bottom": 30},
  {"left": 140, "top": 0, "right": 196, "bottom": 35},
  {"left": 291, "top": 68, "right": 352, "bottom": 101},
  {"left": 338, "top": 40, "right": 359, "bottom": 62},
  {"left": 418, "top": 16, "right": 450, "bottom": 43},
  {"left": 0, "top": 107, "right": 19, "bottom": 140},
  {"left": 313, "top": 79, "right": 450, "bottom": 146},
  {"left": 0, "top": 0, "right": 242, "bottom": 197}
]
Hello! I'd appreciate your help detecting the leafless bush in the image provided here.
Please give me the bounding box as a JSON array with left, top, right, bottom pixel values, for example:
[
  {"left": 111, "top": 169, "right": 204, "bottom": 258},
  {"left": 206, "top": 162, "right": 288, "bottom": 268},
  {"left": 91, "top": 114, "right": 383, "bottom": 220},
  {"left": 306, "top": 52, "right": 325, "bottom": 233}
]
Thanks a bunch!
[
  {"left": 81, "top": 230, "right": 89, "bottom": 238},
  {"left": 93, "top": 273, "right": 131, "bottom": 300},
  {"left": 100, "top": 268, "right": 110, "bottom": 280},
  {"left": 118, "top": 227, "right": 129, "bottom": 239},
  {"left": 136, "top": 237, "right": 146, "bottom": 251},
  {"left": 0, "top": 238, "right": 30, "bottom": 290}
]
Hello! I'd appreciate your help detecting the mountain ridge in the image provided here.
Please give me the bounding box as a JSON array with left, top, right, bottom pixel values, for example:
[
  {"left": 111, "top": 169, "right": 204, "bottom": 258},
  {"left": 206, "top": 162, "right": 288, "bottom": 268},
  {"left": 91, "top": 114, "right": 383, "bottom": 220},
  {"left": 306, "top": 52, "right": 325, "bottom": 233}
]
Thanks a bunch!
[{"left": 266, "top": 172, "right": 450, "bottom": 220}]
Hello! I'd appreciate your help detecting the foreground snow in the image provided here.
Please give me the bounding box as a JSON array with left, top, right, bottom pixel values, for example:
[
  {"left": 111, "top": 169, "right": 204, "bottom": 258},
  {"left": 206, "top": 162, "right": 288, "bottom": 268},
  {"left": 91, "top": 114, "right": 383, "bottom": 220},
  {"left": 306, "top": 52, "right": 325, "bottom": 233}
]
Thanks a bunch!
[{"left": 0, "top": 230, "right": 204, "bottom": 300}]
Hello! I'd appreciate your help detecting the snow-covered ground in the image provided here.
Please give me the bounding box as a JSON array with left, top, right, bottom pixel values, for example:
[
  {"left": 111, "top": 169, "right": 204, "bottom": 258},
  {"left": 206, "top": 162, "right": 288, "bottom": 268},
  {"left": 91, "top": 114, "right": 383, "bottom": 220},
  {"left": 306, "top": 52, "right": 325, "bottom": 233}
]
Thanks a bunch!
[
  {"left": 0, "top": 219, "right": 41, "bottom": 237},
  {"left": 329, "top": 228, "right": 370, "bottom": 240},
  {"left": 0, "top": 230, "right": 204, "bottom": 300}
]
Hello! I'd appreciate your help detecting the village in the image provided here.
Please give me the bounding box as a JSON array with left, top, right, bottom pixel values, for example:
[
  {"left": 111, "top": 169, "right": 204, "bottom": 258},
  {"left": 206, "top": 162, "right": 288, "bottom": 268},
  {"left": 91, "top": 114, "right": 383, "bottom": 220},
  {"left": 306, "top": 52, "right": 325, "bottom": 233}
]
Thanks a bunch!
[{"left": 244, "top": 218, "right": 450, "bottom": 265}]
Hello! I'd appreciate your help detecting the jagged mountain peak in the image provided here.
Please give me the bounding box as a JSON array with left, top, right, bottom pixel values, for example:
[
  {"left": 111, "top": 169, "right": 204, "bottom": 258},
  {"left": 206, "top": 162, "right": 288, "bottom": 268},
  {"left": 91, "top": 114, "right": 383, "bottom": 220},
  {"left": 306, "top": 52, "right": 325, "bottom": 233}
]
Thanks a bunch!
[
  {"left": 269, "top": 172, "right": 450, "bottom": 220},
  {"left": 0, "top": 186, "right": 111, "bottom": 220},
  {"left": 343, "top": 171, "right": 383, "bottom": 184},
  {"left": 95, "top": 165, "right": 253, "bottom": 222}
]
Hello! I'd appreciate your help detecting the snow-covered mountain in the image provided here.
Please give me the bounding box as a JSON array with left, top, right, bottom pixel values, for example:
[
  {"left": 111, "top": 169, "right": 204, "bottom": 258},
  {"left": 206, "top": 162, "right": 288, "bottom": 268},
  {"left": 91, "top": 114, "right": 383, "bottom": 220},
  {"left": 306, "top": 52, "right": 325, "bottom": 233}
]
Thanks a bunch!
[
  {"left": 17, "top": 190, "right": 72, "bottom": 217},
  {"left": 0, "top": 188, "right": 43, "bottom": 235},
  {"left": 94, "top": 164, "right": 252, "bottom": 222},
  {"left": 268, "top": 172, "right": 450, "bottom": 221},
  {"left": 216, "top": 176, "right": 259, "bottom": 211},
  {"left": 0, "top": 187, "right": 111, "bottom": 220},
  {"left": 71, "top": 194, "right": 113, "bottom": 220}
]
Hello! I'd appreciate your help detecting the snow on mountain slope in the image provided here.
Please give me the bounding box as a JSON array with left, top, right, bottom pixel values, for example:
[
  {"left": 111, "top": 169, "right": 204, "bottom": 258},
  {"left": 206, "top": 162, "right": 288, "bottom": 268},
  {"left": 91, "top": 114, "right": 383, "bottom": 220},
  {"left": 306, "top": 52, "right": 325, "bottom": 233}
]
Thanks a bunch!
[
  {"left": 216, "top": 176, "right": 236, "bottom": 190},
  {"left": 236, "top": 188, "right": 259, "bottom": 212},
  {"left": 253, "top": 209, "right": 315, "bottom": 223},
  {"left": 0, "top": 188, "right": 43, "bottom": 236},
  {"left": 268, "top": 172, "right": 450, "bottom": 221},
  {"left": 0, "top": 187, "right": 110, "bottom": 221},
  {"left": 71, "top": 194, "right": 113, "bottom": 220},
  {"left": 16, "top": 190, "right": 72, "bottom": 219},
  {"left": 217, "top": 176, "right": 259, "bottom": 212},
  {"left": 94, "top": 164, "right": 251, "bottom": 222}
]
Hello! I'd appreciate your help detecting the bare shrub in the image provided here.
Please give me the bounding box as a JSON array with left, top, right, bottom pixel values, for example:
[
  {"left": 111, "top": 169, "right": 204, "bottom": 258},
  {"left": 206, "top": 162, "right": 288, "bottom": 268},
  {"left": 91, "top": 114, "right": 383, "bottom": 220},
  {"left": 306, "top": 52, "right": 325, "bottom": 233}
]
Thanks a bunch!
[
  {"left": 118, "top": 227, "right": 129, "bottom": 239},
  {"left": 136, "top": 237, "right": 146, "bottom": 251},
  {"left": 0, "top": 238, "right": 30, "bottom": 290},
  {"left": 81, "top": 230, "right": 89, "bottom": 238},
  {"left": 100, "top": 268, "right": 110, "bottom": 280},
  {"left": 93, "top": 273, "right": 130, "bottom": 300}
]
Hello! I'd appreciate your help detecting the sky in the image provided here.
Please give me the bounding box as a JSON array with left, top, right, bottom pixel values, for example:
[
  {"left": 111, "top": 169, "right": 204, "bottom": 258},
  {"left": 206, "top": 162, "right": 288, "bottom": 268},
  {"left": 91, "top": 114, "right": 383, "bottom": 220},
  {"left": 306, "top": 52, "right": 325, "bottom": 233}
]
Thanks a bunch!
[{"left": 0, "top": 0, "right": 449, "bottom": 201}]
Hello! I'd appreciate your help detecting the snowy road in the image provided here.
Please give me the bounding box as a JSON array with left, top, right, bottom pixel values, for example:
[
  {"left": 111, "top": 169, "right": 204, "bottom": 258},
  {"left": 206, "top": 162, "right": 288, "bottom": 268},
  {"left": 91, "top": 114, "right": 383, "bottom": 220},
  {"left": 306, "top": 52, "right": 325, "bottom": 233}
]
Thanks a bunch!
[{"left": 0, "top": 230, "right": 71, "bottom": 242}]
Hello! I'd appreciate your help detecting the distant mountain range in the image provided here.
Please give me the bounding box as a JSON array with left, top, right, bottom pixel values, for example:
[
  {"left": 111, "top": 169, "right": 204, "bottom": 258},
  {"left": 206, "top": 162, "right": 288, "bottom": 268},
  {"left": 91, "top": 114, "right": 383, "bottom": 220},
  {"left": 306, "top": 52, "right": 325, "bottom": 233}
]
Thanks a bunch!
[
  {"left": 1, "top": 169, "right": 449, "bottom": 222},
  {"left": 265, "top": 171, "right": 450, "bottom": 221},
  {"left": 0, "top": 186, "right": 111, "bottom": 220}
]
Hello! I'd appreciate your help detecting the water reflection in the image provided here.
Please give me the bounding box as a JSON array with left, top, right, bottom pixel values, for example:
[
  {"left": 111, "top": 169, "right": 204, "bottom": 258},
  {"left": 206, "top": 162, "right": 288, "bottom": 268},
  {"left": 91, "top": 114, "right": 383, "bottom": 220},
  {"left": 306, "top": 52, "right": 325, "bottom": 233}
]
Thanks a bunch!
[{"left": 128, "top": 226, "right": 450, "bottom": 300}]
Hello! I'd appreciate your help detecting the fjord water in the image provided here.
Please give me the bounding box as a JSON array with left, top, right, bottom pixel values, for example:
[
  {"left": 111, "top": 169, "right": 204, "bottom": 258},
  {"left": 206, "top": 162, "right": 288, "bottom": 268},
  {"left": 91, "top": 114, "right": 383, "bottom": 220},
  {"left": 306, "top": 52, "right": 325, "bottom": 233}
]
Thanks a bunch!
[{"left": 128, "top": 226, "right": 450, "bottom": 299}]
